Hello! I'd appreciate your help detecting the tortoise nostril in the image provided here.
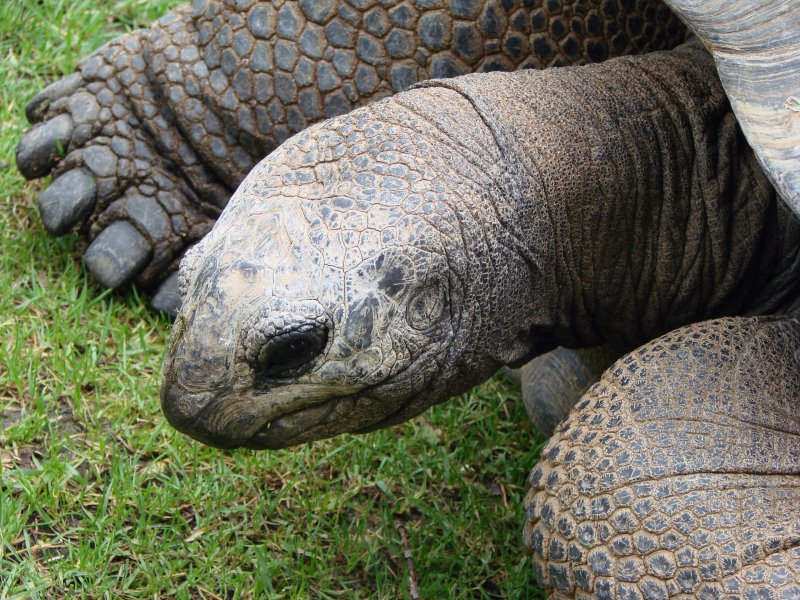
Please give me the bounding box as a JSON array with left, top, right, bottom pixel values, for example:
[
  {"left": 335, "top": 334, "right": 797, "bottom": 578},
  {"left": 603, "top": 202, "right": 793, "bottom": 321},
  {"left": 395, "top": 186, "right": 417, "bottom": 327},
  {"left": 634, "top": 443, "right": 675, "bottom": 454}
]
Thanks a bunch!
[{"left": 249, "top": 322, "right": 328, "bottom": 377}]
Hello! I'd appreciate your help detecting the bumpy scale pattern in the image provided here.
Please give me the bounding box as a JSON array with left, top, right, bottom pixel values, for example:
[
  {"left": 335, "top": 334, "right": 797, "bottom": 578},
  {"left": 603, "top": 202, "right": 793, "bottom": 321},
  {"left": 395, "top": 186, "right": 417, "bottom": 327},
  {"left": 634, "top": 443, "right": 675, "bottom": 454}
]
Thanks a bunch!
[
  {"left": 148, "top": 0, "right": 687, "bottom": 178},
  {"left": 166, "top": 85, "right": 518, "bottom": 446},
  {"left": 18, "top": 0, "right": 685, "bottom": 290},
  {"left": 524, "top": 316, "right": 800, "bottom": 598}
]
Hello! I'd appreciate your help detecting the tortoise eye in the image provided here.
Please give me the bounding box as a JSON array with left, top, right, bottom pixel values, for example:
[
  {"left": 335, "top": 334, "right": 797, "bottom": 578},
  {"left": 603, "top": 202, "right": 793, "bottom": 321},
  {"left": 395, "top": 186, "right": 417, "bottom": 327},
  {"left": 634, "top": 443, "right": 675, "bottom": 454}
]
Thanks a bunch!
[{"left": 406, "top": 281, "right": 447, "bottom": 331}]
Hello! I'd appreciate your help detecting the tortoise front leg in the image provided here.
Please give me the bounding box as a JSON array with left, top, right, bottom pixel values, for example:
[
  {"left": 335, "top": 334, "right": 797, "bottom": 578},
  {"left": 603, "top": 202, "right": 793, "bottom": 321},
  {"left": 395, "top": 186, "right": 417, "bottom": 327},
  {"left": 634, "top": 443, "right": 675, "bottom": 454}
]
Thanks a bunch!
[
  {"left": 525, "top": 315, "right": 800, "bottom": 598},
  {"left": 16, "top": 0, "right": 687, "bottom": 313}
]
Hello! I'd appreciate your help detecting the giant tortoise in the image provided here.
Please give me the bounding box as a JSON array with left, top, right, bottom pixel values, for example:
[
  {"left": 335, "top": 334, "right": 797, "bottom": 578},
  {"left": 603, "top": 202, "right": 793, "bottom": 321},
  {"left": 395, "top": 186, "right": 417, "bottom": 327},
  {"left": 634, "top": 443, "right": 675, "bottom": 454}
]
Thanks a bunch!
[
  {"left": 17, "top": 0, "right": 800, "bottom": 597},
  {"left": 16, "top": 0, "right": 689, "bottom": 309}
]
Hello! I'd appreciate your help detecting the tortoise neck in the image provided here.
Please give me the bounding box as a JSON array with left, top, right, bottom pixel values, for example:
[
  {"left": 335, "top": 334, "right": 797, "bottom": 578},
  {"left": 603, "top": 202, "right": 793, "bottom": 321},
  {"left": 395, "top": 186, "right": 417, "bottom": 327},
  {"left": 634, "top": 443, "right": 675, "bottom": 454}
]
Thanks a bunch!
[{"left": 426, "top": 42, "right": 800, "bottom": 355}]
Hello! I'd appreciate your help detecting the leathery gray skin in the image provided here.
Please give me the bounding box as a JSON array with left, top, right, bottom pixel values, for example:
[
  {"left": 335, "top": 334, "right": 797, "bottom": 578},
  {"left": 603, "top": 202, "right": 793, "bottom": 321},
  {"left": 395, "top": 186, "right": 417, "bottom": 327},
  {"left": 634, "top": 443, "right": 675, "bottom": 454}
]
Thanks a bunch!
[
  {"left": 163, "top": 39, "right": 800, "bottom": 442},
  {"left": 14, "top": 0, "right": 686, "bottom": 310},
  {"left": 663, "top": 0, "right": 800, "bottom": 214},
  {"left": 525, "top": 316, "right": 800, "bottom": 598},
  {"left": 519, "top": 0, "right": 800, "bottom": 437},
  {"left": 162, "top": 42, "right": 800, "bottom": 594}
]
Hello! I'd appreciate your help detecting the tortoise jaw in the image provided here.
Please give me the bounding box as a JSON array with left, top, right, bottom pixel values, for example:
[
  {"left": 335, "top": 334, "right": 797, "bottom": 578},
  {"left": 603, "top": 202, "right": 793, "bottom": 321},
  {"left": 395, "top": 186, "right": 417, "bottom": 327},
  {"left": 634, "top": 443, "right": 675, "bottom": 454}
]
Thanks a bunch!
[
  {"left": 161, "top": 370, "right": 360, "bottom": 450},
  {"left": 160, "top": 383, "right": 244, "bottom": 449},
  {"left": 241, "top": 397, "right": 343, "bottom": 449}
]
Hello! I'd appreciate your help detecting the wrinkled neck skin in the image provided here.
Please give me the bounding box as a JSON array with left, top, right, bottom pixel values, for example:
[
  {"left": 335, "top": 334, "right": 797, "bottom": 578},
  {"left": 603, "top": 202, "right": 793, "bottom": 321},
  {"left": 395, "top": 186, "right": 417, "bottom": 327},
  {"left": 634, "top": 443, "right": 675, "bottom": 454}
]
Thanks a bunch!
[
  {"left": 423, "top": 41, "right": 800, "bottom": 351},
  {"left": 162, "top": 43, "right": 800, "bottom": 450}
]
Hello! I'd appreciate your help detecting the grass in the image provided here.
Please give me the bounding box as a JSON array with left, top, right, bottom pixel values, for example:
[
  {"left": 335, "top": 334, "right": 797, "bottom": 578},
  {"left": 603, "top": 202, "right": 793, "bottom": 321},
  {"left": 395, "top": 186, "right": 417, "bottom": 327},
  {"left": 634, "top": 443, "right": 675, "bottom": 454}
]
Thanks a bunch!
[{"left": 0, "top": 1, "right": 547, "bottom": 597}]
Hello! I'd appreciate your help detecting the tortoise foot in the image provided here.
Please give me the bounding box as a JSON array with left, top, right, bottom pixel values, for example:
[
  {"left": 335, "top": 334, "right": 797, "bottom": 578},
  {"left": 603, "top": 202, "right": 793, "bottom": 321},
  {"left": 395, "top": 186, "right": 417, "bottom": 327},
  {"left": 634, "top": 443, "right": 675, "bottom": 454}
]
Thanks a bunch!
[
  {"left": 524, "top": 316, "right": 800, "bottom": 597},
  {"left": 15, "top": 8, "right": 246, "bottom": 312}
]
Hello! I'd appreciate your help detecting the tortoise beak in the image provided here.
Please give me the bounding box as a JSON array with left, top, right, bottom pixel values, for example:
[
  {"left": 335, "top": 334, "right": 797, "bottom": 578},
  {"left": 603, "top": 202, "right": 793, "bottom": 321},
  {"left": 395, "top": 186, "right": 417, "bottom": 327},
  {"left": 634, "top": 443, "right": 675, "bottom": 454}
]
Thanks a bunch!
[
  {"left": 160, "top": 380, "right": 237, "bottom": 449},
  {"left": 160, "top": 308, "right": 246, "bottom": 448}
]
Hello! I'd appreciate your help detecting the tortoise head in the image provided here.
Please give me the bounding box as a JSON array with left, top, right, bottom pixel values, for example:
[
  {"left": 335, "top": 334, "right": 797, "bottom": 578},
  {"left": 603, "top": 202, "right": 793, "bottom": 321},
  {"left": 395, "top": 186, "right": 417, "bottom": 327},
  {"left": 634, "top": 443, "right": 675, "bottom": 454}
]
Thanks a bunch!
[{"left": 160, "top": 93, "right": 549, "bottom": 449}]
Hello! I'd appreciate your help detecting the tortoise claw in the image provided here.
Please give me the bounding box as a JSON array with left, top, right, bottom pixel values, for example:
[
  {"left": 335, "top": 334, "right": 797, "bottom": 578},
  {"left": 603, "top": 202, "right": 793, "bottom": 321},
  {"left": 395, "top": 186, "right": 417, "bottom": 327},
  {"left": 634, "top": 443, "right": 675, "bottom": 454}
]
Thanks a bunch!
[
  {"left": 84, "top": 221, "right": 152, "bottom": 289},
  {"left": 37, "top": 168, "right": 96, "bottom": 235},
  {"left": 24, "top": 72, "right": 82, "bottom": 124},
  {"left": 150, "top": 272, "right": 182, "bottom": 317},
  {"left": 15, "top": 113, "right": 74, "bottom": 179}
]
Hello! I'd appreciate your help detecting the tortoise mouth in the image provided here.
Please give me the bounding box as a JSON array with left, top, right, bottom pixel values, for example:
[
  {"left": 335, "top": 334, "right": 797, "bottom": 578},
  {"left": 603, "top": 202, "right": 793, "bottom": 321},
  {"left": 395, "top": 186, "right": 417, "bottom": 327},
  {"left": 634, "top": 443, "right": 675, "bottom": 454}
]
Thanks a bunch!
[
  {"left": 241, "top": 395, "right": 345, "bottom": 449},
  {"left": 163, "top": 387, "right": 349, "bottom": 450}
]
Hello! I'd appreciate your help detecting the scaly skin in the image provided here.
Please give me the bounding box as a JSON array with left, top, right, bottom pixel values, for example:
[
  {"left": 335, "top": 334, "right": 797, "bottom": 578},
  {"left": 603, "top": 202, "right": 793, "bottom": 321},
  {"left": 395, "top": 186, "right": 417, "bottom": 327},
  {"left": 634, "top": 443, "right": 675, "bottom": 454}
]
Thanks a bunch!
[
  {"left": 515, "top": 345, "right": 618, "bottom": 435},
  {"left": 162, "top": 44, "right": 799, "bottom": 594},
  {"left": 15, "top": 0, "right": 686, "bottom": 303},
  {"left": 163, "top": 40, "right": 800, "bottom": 442},
  {"left": 525, "top": 316, "right": 800, "bottom": 598}
]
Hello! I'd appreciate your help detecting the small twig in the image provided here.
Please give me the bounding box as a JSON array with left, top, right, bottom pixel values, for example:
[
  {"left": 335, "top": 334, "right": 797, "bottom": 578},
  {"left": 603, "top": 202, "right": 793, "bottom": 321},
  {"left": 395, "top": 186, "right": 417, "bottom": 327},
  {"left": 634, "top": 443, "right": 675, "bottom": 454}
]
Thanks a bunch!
[{"left": 395, "top": 521, "right": 421, "bottom": 600}]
